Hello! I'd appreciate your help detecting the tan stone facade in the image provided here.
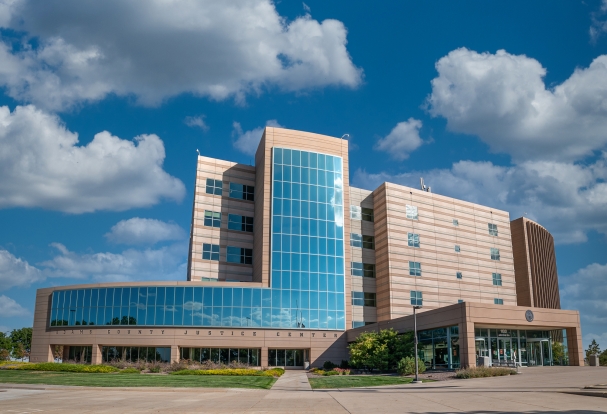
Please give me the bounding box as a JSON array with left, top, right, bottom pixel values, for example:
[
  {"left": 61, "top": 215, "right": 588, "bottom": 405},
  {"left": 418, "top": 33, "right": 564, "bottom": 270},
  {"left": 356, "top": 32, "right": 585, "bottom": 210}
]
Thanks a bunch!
[{"left": 511, "top": 217, "right": 561, "bottom": 309}]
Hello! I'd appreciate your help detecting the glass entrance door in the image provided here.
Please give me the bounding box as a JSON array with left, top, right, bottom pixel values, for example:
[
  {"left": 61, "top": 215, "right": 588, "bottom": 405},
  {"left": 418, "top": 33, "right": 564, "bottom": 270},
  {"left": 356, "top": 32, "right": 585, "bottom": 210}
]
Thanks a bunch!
[
  {"left": 527, "top": 341, "right": 543, "bottom": 366},
  {"left": 498, "top": 338, "right": 513, "bottom": 366}
]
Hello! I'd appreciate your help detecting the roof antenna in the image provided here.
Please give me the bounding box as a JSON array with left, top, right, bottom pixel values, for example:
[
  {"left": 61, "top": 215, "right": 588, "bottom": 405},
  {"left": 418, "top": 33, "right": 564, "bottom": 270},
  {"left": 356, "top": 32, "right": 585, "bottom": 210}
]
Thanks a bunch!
[
  {"left": 341, "top": 134, "right": 350, "bottom": 140},
  {"left": 196, "top": 149, "right": 200, "bottom": 156},
  {"left": 420, "top": 177, "right": 431, "bottom": 193}
]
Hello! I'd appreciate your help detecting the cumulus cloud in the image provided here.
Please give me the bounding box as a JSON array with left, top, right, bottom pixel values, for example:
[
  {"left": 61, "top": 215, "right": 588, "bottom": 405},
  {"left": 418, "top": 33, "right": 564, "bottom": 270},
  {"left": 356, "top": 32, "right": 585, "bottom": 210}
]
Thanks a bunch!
[
  {"left": 561, "top": 263, "right": 607, "bottom": 348},
  {"left": 184, "top": 115, "right": 209, "bottom": 132},
  {"left": 0, "top": 105, "right": 185, "bottom": 213},
  {"left": 427, "top": 48, "right": 607, "bottom": 161},
  {"left": 0, "top": 0, "right": 362, "bottom": 111},
  {"left": 232, "top": 120, "right": 283, "bottom": 155},
  {"left": 41, "top": 242, "right": 187, "bottom": 283},
  {"left": 374, "top": 118, "right": 425, "bottom": 160},
  {"left": 353, "top": 153, "right": 607, "bottom": 243},
  {"left": 105, "top": 218, "right": 186, "bottom": 245},
  {"left": 0, "top": 295, "right": 30, "bottom": 317},
  {"left": 0, "top": 249, "right": 44, "bottom": 290}
]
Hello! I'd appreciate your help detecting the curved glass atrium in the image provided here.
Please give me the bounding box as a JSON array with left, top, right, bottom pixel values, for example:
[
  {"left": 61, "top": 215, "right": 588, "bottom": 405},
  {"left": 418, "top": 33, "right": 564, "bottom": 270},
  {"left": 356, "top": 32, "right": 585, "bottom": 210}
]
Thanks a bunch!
[{"left": 50, "top": 148, "right": 346, "bottom": 330}]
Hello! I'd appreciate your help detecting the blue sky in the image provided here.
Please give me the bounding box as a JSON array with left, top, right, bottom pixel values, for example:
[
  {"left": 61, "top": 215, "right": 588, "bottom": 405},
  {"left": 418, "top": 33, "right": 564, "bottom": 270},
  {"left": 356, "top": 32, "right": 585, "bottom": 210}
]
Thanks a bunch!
[{"left": 0, "top": 0, "right": 606, "bottom": 349}]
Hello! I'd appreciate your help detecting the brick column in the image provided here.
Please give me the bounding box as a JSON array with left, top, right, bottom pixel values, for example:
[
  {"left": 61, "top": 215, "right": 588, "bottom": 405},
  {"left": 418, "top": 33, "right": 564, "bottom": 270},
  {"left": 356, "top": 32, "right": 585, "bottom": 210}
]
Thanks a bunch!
[
  {"left": 460, "top": 319, "right": 476, "bottom": 368},
  {"left": 566, "top": 327, "right": 584, "bottom": 366},
  {"left": 261, "top": 346, "right": 268, "bottom": 368},
  {"left": 91, "top": 344, "right": 102, "bottom": 365},
  {"left": 170, "top": 345, "right": 180, "bottom": 364}
]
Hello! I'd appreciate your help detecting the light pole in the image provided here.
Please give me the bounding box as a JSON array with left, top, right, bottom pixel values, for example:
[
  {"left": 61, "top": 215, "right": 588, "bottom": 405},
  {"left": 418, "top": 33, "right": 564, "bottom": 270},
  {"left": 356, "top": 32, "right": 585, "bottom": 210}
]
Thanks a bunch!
[{"left": 413, "top": 305, "right": 422, "bottom": 384}]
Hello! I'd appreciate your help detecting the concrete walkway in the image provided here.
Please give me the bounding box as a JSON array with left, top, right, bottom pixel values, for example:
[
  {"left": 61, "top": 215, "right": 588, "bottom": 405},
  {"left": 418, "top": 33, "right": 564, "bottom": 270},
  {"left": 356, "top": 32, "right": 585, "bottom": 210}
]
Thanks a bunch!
[
  {"left": 0, "top": 366, "right": 606, "bottom": 413},
  {"left": 270, "top": 370, "right": 312, "bottom": 391}
]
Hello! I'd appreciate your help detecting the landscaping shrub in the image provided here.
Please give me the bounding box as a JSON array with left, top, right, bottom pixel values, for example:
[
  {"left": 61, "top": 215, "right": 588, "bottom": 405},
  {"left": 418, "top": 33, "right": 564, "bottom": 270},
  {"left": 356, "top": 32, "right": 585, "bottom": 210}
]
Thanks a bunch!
[
  {"left": 339, "top": 360, "right": 350, "bottom": 369},
  {"left": 119, "top": 367, "right": 141, "bottom": 374},
  {"left": 171, "top": 368, "right": 284, "bottom": 377},
  {"left": 349, "top": 329, "right": 418, "bottom": 372},
  {"left": 323, "top": 361, "right": 337, "bottom": 370},
  {"left": 309, "top": 367, "right": 350, "bottom": 376},
  {"left": 332, "top": 368, "right": 351, "bottom": 375},
  {"left": 455, "top": 366, "right": 517, "bottom": 379},
  {"left": 4, "top": 362, "right": 118, "bottom": 373},
  {"left": 396, "top": 357, "right": 426, "bottom": 376}
]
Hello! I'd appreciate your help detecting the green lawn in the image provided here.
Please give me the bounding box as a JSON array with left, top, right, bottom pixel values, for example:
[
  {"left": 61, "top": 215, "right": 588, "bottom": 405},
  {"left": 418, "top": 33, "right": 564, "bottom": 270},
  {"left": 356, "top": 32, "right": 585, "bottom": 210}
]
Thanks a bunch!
[
  {"left": 309, "top": 375, "right": 430, "bottom": 389},
  {"left": 0, "top": 370, "right": 276, "bottom": 389}
]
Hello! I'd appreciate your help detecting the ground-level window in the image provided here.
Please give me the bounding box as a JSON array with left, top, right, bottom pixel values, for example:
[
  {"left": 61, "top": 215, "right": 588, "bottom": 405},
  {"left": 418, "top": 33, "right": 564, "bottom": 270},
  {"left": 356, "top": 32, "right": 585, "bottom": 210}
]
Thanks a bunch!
[
  {"left": 268, "top": 349, "right": 306, "bottom": 366},
  {"left": 418, "top": 325, "right": 460, "bottom": 370},
  {"left": 180, "top": 347, "right": 260, "bottom": 366},
  {"left": 102, "top": 346, "right": 170, "bottom": 363},
  {"left": 66, "top": 346, "right": 92, "bottom": 363}
]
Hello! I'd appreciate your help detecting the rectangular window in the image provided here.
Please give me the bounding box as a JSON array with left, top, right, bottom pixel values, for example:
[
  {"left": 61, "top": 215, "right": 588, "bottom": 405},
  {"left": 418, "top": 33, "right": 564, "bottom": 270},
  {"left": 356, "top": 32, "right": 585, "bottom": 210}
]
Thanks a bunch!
[
  {"left": 229, "top": 182, "right": 255, "bottom": 201},
  {"left": 202, "top": 243, "right": 219, "bottom": 261},
  {"left": 351, "top": 262, "right": 376, "bottom": 278},
  {"left": 409, "top": 261, "right": 421, "bottom": 276},
  {"left": 350, "top": 233, "right": 362, "bottom": 248},
  {"left": 361, "top": 207, "right": 374, "bottom": 222},
  {"left": 352, "top": 321, "right": 366, "bottom": 328},
  {"left": 453, "top": 219, "right": 459, "bottom": 226},
  {"left": 454, "top": 245, "right": 460, "bottom": 252},
  {"left": 227, "top": 246, "right": 253, "bottom": 265},
  {"left": 206, "top": 179, "right": 223, "bottom": 196},
  {"left": 408, "top": 233, "right": 420, "bottom": 248},
  {"left": 410, "top": 290, "right": 423, "bottom": 306},
  {"left": 492, "top": 272, "right": 502, "bottom": 286},
  {"left": 362, "top": 235, "right": 375, "bottom": 250},
  {"left": 488, "top": 223, "right": 498, "bottom": 236},
  {"left": 456, "top": 272, "right": 462, "bottom": 279},
  {"left": 350, "top": 206, "right": 362, "bottom": 220},
  {"left": 494, "top": 298, "right": 503, "bottom": 305},
  {"left": 228, "top": 214, "right": 253, "bottom": 232},
  {"left": 204, "top": 210, "right": 221, "bottom": 228},
  {"left": 458, "top": 299, "right": 463, "bottom": 303},
  {"left": 352, "top": 292, "right": 376, "bottom": 307},
  {"left": 406, "top": 205, "right": 418, "bottom": 220},
  {"left": 490, "top": 248, "right": 500, "bottom": 261}
]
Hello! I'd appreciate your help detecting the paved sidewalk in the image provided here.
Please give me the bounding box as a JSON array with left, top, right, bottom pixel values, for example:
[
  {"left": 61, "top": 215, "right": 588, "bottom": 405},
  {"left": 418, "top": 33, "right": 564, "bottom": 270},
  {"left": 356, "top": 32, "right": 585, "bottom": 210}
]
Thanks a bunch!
[
  {"left": 0, "top": 366, "right": 606, "bottom": 413},
  {"left": 270, "top": 370, "right": 312, "bottom": 391}
]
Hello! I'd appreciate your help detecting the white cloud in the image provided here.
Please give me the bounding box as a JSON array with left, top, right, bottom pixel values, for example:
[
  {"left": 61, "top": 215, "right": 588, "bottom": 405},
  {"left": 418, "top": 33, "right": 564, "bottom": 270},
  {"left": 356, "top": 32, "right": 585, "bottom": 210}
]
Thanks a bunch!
[
  {"left": 427, "top": 48, "right": 607, "bottom": 161},
  {"left": 590, "top": 0, "right": 607, "bottom": 43},
  {"left": 105, "top": 218, "right": 186, "bottom": 245},
  {"left": 0, "top": 105, "right": 185, "bottom": 213},
  {"left": 0, "top": 295, "right": 29, "bottom": 317},
  {"left": 232, "top": 120, "right": 283, "bottom": 156},
  {"left": 0, "top": 0, "right": 362, "bottom": 111},
  {"left": 184, "top": 115, "right": 209, "bottom": 132},
  {"left": 561, "top": 263, "right": 607, "bottom": 349},
  {"left": 353, "top": 153, "right": 607, "bottom": 243},
  {"left": 41, "top": 242, "right": 187, "bottom": 283},
  {"left": 0, "top": 249, "right": 44, "bottom": 290},
  {"left": 374, "top": 118, "right": 425, "bottom": 160}
]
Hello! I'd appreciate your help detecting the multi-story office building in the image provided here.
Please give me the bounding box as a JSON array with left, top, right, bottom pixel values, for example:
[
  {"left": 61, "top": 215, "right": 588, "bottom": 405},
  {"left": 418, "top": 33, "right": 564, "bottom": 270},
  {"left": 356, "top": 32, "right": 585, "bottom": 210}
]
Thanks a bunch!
[{"left": 30, "top": 127, "right": 584, "bottom": 369}]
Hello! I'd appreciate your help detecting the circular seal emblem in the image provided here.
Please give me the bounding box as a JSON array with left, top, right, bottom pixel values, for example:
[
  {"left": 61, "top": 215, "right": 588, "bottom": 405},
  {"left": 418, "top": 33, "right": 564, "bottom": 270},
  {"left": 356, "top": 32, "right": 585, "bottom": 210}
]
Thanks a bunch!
[{"left": 525, "top": 310, "right": 534, "bottom": 322}]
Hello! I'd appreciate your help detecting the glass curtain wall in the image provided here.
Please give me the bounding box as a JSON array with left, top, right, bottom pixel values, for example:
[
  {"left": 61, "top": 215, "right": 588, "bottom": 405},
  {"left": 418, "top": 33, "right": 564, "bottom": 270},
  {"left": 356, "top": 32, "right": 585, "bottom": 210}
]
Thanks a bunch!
[
  {"left": 49, "top": 149, "right": 346, "bottom": 331},
  {"left": 101, "top": 346, "right": 170, "bottom": 363},
  {"left": 474, "top": 328, "right": 561, "bottom": 367},
  {"left": 270, "top": 148, "right": 346, "bottom": 330}
]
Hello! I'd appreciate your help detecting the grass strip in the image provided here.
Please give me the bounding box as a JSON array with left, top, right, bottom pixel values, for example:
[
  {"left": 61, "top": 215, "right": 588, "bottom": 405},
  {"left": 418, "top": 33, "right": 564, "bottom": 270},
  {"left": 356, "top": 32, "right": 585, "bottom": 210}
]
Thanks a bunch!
[
  {"left": 309, "top": 375, "right": 427, "bottom": 389},
  {"left": 0, "top": 370, "right": 276, "bottom": 389}
]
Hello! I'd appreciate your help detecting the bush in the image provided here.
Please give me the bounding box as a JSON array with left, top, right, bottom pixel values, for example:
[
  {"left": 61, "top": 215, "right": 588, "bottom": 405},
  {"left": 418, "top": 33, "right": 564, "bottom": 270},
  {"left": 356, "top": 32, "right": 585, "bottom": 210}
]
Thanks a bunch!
[
  {"left": 339, "top": 360, "right": 350, "bottom": 369},
  {"left": 4, "top": 362, "right": 118, "bottom": 373},
  {"left": 396, "top": 357, "right": 426, "bottom": 376},
  {"left": 119, "top": 367, "right": 141, "bottom": 374},
  {"left": 349, "top": 329, "right": 417, "bottom": 372},
  {"left": 332, "top": 368, "right": 350, "bottom": 375},
  {"left": 171, "top": 367, "right": 284, "bottom": 377},
  {"left": 323, "top": 361, "right": 337, "bottom": 370},
  {"left": 455, "top": 366, "right": 517, "bottom": 379}
]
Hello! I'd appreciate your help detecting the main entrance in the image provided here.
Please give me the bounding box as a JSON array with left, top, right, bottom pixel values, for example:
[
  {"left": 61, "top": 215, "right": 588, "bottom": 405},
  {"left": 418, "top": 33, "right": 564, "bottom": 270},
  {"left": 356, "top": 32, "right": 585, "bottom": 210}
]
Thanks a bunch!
[
  {"left": 268, "top": 349, "right": 308, "bottom": 368},
  {"left": 475, "top": 328, "right": 558, "bottom": 367}
]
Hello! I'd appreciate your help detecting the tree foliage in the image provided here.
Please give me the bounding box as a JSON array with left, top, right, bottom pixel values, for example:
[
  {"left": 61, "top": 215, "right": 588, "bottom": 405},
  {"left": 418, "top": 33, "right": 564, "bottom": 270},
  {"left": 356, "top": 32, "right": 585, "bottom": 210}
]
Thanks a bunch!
[
  {"left": 585, "top": 339, "right": 601, "bottom": 359},
  {"left": 348, "top": 329, "right": 418, "bottom": 372}
]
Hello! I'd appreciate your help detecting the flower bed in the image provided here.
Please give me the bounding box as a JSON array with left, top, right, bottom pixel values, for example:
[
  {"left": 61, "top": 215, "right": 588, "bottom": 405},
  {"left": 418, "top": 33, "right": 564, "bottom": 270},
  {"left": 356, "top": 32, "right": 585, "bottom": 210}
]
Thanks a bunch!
[
  {"left": 2, "top": 362, "right": 118, "bottom": 373},
  {"left": 309, "top": 367, "right": 351, "bottom": 376},
  {"left": 171, "top": 367, "right": 284, "bottom": 377}
]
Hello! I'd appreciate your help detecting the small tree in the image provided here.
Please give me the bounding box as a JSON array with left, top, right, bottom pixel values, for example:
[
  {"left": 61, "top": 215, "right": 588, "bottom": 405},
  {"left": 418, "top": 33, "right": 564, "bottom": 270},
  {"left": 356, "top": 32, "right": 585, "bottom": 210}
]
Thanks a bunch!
[
  {"left": 12, "top": 343, "right": 25, "bottom": 361},
  {"left": 349, "top": 329, "right": 418, "bottom": 372},
  {"left": 552, "top": 342, "right": 565, "bottom": 365},
  {"left": 0, "top": 332, "right": 11, "bottom": 360},
  {"left": 10, "top": 327, "right": 33, "bottom": 357},
  {"left": 585, "top": 339, "right": 601, "bottom": 359}
]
